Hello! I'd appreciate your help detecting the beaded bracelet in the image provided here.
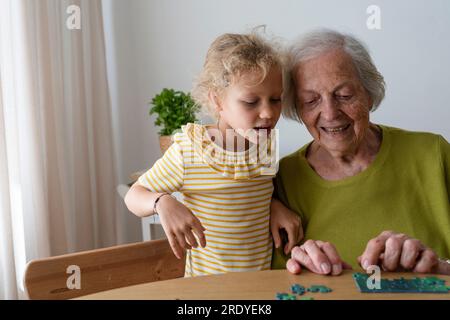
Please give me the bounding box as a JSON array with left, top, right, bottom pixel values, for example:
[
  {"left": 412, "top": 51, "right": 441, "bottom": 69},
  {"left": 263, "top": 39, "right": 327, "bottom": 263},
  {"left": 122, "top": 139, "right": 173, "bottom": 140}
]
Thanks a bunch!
[{"left": 153, "top": 193, "right": 171, "bottom": 215}]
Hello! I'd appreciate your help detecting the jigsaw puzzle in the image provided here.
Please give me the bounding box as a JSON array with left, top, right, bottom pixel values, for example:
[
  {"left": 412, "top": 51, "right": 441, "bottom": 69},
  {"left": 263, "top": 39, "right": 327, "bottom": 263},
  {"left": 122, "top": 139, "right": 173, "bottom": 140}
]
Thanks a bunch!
[{"left": 353, "top": 272, "right": 450, "bottom": 293}]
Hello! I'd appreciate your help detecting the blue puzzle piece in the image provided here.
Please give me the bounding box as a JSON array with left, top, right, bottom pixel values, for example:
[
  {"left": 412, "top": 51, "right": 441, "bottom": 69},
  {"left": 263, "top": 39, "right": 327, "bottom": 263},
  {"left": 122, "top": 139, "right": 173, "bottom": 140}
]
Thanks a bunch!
[
  {"left": 276, "top": 292, "right": 297, "bottom": 300},
  {"left": 291, "top": 284, "right": 306, "bottom": 295},
  {"left": 308, "top": 285, "right": 333, "bottom": 293}
]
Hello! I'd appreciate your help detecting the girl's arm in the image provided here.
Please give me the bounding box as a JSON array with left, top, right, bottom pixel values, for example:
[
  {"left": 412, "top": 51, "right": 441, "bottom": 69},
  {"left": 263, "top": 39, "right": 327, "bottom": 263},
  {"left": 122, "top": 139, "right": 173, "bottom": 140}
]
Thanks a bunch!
[
  {"left": 124, "top": 182, "right": 165, "bottom": 218},
  {"left": 125, "top": 182, "right": 206, "bottom": 259},
  {"left": 125, "top": 140, "right": 206, "bottom": 259},
  {"left": 270, "top": 198, "right": 303, "bottom": 255}
]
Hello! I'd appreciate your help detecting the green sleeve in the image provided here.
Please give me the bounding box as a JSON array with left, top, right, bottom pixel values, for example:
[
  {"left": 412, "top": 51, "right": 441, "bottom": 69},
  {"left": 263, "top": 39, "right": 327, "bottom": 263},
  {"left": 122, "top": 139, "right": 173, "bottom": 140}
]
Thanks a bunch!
[
  {"left": 273, "top": 173, "right": 289, "bottom": 206},
  {"left": 439, "top": 135, "right": 450, "bottom": 201},
  {"left": 273, "top": 159, "right": 305, "bottom": 222}
]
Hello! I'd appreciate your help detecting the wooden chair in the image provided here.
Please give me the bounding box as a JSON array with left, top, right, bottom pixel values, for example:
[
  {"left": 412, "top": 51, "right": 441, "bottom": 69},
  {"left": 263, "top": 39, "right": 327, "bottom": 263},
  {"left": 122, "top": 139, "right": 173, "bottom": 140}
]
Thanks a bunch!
[{"left": 23, "top": 239, "right": 185, "bottom": 300}]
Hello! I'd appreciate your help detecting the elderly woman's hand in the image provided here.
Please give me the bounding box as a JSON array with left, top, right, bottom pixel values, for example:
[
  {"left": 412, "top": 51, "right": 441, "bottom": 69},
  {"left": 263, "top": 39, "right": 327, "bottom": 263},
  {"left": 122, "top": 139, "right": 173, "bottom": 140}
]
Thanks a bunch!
[
  {"left": 358, "top": 231, "right": 450, "bottom": 275},
  {"left": 287, "top": 240, "right": 352, "bottom": 276}
]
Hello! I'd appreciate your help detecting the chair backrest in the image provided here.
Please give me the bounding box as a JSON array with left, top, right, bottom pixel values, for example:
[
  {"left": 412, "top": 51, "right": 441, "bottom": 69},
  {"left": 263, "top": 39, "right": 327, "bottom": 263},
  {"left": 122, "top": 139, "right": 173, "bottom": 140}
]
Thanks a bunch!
[{"left": 23, "top": 239, "right": 185, "bottom": 300}]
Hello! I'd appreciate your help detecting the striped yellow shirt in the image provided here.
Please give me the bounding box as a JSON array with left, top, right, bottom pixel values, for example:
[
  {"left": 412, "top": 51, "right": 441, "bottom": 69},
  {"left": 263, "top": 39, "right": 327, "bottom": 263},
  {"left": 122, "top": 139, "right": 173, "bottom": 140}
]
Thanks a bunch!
[{"left": 138, "top": 123, "right": 277, "bottom": 277}]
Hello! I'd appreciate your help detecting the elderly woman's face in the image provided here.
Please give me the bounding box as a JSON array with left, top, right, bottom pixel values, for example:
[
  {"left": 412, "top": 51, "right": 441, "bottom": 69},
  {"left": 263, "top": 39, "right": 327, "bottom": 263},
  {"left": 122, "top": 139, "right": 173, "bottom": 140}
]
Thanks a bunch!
[{"left": 295, "top": 49, "right": 372, "bottom": 155}]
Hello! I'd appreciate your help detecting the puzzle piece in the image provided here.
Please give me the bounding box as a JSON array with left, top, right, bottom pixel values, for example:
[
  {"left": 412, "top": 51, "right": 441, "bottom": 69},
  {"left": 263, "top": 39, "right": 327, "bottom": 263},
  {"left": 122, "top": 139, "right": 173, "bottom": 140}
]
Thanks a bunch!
[
  {"left": 299, "top": 296, "right": 314, "bottom": 300},
  {"left": 278, "top": 283, "right": 332, "bottom": 300},
  {"left": 276, "top": 292, "right": 297, "bottom": 300},
  {"left": 291, "top": 284, "right": 306, "bottom": 295},
  {"left": 352, "top": 272, "right": 450, "bottom": 293},
  {"left": 307, "top": 285, "right": 332, "bottom": 293}
]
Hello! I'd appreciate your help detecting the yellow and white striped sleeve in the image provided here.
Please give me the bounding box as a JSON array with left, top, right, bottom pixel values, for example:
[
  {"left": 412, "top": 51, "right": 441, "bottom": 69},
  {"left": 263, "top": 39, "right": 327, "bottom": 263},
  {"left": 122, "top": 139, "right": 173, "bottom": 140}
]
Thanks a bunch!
[{"left": 137, "top": 141, "right": 184, "bottom": 193}]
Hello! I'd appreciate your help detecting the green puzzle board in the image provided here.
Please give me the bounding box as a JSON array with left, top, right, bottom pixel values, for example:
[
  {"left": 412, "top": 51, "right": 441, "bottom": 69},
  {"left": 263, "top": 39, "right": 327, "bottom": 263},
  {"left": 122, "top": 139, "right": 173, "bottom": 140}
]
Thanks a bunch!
[{"left": 352, "top": 272, "right": 450, "bottom": 293}]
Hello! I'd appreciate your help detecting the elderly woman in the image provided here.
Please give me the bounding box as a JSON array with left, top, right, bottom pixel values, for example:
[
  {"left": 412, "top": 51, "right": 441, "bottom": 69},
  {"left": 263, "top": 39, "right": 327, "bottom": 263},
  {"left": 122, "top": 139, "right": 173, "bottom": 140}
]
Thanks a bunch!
[{"left": 271, "top": 29, "right": 450, "bottom": 276}]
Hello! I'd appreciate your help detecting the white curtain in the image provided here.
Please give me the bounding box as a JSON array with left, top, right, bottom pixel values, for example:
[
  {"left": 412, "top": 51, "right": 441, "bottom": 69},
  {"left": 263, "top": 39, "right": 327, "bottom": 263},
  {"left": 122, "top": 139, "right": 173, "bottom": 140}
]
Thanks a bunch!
[{"left": 0, "top": 0, "right": 120, "bottom": 299}]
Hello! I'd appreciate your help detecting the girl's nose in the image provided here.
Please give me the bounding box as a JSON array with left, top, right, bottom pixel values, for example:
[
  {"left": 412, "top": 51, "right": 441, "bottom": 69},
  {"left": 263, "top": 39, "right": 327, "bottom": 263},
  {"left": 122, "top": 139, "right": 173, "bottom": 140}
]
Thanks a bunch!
[{"left": 259, "top": 101, "right": 274, "bottom": 119}]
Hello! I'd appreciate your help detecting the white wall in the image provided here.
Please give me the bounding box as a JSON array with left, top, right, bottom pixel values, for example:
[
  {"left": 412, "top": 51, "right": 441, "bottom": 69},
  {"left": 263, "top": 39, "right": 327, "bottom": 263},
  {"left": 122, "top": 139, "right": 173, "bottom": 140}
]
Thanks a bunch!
[{"left": 102, "top": 0, "right": 450, "bottom": 242}]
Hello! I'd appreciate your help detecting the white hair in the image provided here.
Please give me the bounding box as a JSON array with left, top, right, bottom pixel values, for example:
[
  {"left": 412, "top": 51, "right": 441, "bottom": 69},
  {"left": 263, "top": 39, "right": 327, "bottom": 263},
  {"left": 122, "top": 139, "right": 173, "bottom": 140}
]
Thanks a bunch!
[{"left": 283, "top": 29, "right": 386, "bottom": 121}]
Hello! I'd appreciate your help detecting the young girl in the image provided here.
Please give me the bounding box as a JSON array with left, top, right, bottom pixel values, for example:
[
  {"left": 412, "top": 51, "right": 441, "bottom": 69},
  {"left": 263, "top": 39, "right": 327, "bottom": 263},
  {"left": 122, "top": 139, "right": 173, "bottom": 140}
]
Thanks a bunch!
[{"left": 125, "top": 32, "right": 302, "bottom": 277}]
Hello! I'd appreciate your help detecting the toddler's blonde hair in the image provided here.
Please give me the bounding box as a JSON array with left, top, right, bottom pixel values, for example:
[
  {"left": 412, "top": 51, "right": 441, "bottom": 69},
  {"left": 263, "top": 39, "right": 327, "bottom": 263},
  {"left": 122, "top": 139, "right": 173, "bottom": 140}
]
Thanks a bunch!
[{"left": 191, "top": 30, "right": 284, "bottom": 119}]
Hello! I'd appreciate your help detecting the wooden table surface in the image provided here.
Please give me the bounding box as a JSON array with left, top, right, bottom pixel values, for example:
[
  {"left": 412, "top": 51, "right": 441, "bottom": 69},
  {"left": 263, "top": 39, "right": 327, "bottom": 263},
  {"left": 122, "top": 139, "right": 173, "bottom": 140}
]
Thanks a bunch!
[{"left": 76, "top": 269, "right": 450, "bottom": 300}]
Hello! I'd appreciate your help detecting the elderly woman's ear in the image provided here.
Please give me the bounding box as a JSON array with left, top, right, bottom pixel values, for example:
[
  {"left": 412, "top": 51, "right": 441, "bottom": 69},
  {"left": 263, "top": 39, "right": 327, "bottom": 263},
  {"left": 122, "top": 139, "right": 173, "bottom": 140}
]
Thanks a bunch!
[{"left": 367, "top": 95, "right": 374, "bottom": 112}]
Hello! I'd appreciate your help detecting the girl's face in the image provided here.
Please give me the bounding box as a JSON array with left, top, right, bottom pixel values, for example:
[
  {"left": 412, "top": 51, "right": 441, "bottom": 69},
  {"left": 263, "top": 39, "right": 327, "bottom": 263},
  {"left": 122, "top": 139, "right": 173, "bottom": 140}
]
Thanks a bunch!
[{"left": 215, "top": 66, "right": 283, "bottom": 145}]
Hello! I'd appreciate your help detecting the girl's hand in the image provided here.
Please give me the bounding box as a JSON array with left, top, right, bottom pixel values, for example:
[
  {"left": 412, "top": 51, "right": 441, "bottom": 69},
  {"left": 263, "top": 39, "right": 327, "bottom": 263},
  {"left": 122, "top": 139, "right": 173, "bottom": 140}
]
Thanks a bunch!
[
  {"left": 270, "top": 198, "right": 303, "bottom": 255},
  {"left": 156, "top": 195, "right": 206, "bottom": 259}
]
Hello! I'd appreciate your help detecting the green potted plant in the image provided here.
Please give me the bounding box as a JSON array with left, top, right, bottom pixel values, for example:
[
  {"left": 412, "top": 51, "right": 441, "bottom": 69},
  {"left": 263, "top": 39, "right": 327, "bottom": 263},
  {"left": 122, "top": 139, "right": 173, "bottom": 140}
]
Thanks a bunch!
[{"left": 149, "top": 88, "right": 199, "bottom": 153}]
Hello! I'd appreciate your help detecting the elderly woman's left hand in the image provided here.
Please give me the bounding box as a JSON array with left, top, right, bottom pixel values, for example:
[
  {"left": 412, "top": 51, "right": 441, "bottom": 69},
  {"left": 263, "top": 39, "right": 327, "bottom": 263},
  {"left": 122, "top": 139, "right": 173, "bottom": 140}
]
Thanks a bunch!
[{"left": 358, "top": 231, "right": 450, "bottom": 274}]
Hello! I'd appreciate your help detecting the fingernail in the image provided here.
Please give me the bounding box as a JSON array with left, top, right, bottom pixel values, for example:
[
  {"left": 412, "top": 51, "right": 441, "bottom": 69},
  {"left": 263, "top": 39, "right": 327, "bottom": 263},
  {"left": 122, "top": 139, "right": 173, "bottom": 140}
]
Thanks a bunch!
[
  {"left": 362, "top": 260, "right": 369, "bottom": 269},
  {"left": 332, "top": 264, "right": 342, "bottom": 274},
  {"left": 321, "top": 263, "right": 331, "bottom": 274}
]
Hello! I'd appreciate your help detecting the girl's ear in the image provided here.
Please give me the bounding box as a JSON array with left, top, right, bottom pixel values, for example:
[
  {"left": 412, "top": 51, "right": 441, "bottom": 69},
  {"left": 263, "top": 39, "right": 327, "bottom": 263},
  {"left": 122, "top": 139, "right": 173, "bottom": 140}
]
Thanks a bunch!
[{"left": 209, "top": 91, "right": 222, "bottom": 112}]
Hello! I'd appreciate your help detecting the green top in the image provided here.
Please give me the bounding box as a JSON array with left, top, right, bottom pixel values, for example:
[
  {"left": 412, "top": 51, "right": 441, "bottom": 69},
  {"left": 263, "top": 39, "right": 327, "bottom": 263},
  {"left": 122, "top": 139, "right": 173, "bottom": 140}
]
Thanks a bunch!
[{"left": 272, "top": 125, "right": 450, "bottom": 269}]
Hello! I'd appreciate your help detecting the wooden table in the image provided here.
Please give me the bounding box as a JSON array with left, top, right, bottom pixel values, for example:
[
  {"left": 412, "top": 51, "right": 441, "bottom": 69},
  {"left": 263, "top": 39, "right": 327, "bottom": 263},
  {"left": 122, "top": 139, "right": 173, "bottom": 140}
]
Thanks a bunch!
[{"left": 76, "top": 269, "right": 450, "bottom": 300}]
